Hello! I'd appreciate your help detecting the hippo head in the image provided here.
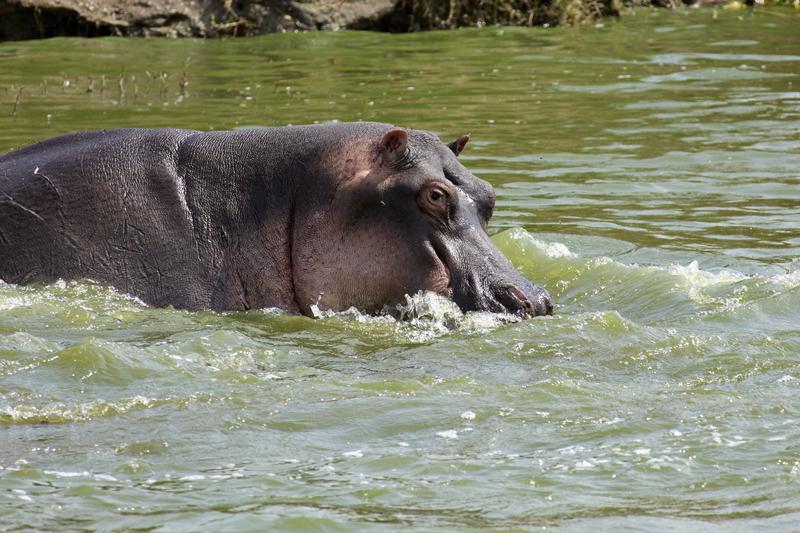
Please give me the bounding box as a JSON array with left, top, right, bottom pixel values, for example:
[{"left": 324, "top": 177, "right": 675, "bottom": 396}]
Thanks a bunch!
[{"left": 292, "top": 125, "right": 553, "bottom": 318}]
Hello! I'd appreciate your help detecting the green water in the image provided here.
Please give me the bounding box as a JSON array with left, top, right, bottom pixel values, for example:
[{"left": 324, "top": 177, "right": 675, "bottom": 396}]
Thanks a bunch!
[{"left": 2, "top": 7, "right": 800, "bottom": 531}]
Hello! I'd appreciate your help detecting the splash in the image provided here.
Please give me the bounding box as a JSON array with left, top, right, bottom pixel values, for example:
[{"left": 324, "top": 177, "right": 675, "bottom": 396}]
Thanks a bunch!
[
  {"left": 307, "top": 291, "right": 521, "bottom": 342},
  {"left": 391, "top": 291, "right": 463, "bottom": 325}
]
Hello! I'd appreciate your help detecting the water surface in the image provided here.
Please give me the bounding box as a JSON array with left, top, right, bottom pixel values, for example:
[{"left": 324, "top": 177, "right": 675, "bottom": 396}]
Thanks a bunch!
[{"left": 2, "top": 7, "right": 800, "bottom": 531}]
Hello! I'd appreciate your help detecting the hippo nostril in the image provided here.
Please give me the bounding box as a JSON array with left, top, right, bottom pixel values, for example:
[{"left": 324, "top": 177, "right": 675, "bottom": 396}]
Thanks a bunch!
[
  {"left": 500, "top": 285, "right": 553, "bottom": 318},
  {"left": 501, "top": 286, "right": 534, "bottom": 317},
  {"left": 510, "top": 286, "right": 532, "bottom": 313}
]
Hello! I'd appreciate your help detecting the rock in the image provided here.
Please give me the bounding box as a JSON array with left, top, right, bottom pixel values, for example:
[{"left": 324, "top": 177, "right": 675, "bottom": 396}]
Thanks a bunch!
[
  {"left": 294, "top": 0, "right": 395, "bottom": 31},
  {"left": 0, "top": 0, "right": 222, "bottom": 38},
  {"left": 0, "top": 0, "right": 400, "bottom": 40},
  {"left": 0, "top": 0, "right": 225, "bottom": 39}
]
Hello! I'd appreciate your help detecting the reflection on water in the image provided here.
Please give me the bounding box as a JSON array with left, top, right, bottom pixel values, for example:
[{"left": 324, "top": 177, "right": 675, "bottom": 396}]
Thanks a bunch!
[{"left": 1, "top": 7, "right": 800, "bottom": 531}]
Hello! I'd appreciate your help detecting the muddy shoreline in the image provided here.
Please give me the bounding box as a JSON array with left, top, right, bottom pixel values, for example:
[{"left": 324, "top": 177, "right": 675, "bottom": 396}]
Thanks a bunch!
[{"left": 0, "top": 0, "right": 678, "bottom": 40}]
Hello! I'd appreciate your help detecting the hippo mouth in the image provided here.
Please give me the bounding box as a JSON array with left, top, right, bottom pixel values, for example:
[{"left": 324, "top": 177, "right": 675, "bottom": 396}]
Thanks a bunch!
[
  {"left": 426, "top": 240, "right": 454, "bottom": 299},
  {"left": 427, "top": 238, "right": 552, "bottom": 318}
]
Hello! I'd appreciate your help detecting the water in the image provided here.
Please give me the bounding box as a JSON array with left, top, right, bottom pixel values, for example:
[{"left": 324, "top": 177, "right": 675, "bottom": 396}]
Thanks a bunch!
[{"left": 2, "top": 7, "right": 800, "bottom": 530}]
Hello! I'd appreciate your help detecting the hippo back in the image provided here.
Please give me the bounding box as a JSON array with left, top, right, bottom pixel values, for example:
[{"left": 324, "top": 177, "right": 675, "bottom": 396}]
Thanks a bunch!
[{"left": 0, "top": 128, "right": 209, "bottom": 308}]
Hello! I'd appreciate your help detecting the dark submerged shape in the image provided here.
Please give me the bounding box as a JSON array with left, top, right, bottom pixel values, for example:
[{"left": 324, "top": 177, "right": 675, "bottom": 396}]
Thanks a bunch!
[{"left": 0, "top": 123, "right": 552, "bottom": 318}]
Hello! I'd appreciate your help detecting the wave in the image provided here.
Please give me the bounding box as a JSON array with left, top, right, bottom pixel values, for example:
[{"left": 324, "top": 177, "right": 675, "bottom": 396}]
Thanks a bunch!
[{"left": 495, "top": 228, "right": 800, "bottom": 330}]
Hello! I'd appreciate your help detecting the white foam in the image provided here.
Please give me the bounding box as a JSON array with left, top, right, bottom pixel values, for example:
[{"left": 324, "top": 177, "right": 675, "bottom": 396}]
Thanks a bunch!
[
  {"left": 342, "top": 450, "right": 364, "bottom": 458},
  {"left": 179, "top": 474, "right": 207, "bottom": 482},
  {"left": 43, "top": 470, "right": 90, "bottom": 478},
  {"left": 668, "top": 260, "right": 746, "bottom": 287},
  {"left": 770, "top": 268, "right": 800, "bottom": 289},
  {"left": 436, "top": 429, "right": 459, "bottom": 439}
]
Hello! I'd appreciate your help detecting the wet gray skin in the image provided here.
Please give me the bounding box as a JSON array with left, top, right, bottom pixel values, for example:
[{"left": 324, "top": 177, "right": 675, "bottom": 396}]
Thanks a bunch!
[{"left": 0, "top": 122, "right": 552, "bottom": 317}]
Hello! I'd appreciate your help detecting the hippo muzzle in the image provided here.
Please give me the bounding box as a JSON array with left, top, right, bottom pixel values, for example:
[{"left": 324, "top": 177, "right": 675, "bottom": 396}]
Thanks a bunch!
[
  {"left": 496, "top": 281, "right": 554, "bottom": 318},
  {"left": 433, "top": 230, "right": 553, "bottom": 318}
]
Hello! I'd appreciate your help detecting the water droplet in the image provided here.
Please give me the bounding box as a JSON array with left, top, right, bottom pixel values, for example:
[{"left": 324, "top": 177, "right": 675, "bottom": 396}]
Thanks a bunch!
[{"left": 436, "top": 430, "right": 458, "bottom": 440}]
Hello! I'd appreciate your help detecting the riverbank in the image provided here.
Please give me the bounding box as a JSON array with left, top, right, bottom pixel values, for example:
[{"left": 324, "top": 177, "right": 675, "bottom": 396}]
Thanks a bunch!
[{"left": 0, "top": 0, "right": 783, "bottom": 40}]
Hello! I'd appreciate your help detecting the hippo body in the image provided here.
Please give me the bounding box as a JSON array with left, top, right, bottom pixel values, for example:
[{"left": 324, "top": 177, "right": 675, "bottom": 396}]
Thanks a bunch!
[{"left": 0, "top": 123, "right": 552, "bottom": 317}]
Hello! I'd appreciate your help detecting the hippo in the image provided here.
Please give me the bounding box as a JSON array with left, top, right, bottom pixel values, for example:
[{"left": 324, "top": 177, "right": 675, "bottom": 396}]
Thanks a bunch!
[{"left": 0, "top": 123, "right": 552, "bottom": 317}]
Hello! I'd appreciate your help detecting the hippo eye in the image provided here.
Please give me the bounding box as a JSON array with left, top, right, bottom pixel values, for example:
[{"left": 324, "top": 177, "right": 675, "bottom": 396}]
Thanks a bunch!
[
  {"left": 418, "top": 185, "right": 450, "bottom": 220},
  {"left": 428, "top": 189, "right": 445, "bottom": 206}
]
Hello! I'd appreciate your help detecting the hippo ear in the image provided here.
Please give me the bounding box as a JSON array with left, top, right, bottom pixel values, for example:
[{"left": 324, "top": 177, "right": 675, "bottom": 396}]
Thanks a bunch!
[
  {"left": 448, "top": 134, "right": 470, "bottom": 157},
  {"left": 379, "top": 128, "right": 409, "bottom": 165}
]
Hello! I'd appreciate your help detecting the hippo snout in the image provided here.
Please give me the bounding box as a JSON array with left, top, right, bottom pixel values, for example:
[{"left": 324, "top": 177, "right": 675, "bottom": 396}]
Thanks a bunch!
[{"left": 497, "top": 283, "right": 553, "bottom": 318}]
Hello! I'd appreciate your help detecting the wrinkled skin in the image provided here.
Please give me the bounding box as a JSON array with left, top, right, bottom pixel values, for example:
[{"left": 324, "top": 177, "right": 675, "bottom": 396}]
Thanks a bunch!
[{"left": 0, "top": 123, "right": 552, "bottom": 317}]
